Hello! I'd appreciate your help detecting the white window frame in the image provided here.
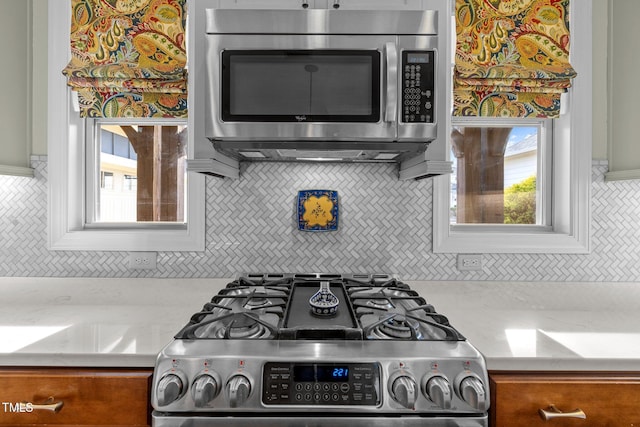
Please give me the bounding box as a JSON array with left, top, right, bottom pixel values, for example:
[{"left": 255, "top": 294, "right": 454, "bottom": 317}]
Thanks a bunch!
[
  {"left": 47, "top": 0, "right": 205, "bottom": 251},
  {"left": 86, "top": 118, "right": 188, "bottom": 226},
  {"left": 433, "top": 0, "right": 592, "bottom": 254},
  {"left": 450, "top": 118, "right": 553, "bottom": 230}
]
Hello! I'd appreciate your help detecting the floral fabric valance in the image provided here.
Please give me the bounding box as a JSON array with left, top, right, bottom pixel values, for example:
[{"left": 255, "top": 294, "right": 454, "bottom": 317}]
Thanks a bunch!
[
  {"left": 62, "top": 0, "right": 187, "bottom": 118},
  {"left": 454, "top": 0, "right": 577, "bottom": 118}
]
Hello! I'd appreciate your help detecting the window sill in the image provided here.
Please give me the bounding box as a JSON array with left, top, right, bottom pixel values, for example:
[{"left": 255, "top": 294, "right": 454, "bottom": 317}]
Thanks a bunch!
[
  {"left": 48, "top": 226, "right": 204, "bottom": 252},
  {"left": 434, "top": 230, "right": 589, "bottom": 254}
]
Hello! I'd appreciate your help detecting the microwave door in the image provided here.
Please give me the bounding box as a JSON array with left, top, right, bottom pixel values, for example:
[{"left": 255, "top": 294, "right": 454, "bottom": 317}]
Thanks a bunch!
[
  {"left": 205, "top": 34, "right": 399, "bottom": 143},
  {"left": 222, "top": 51, "right": 381, "bottom": 123}
]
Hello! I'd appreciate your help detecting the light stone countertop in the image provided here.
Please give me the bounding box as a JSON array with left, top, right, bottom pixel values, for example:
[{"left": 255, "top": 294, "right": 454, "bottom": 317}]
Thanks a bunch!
[{"left": 1, "top": 277, "right": 639, "bottom": 371}]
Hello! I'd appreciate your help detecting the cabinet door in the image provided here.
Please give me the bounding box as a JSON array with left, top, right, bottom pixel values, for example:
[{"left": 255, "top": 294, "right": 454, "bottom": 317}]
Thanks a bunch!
[
  {"left": 490, "top": 372, "right": 640, "bottom": 427},
  {"left": 0, "top": 368, "right": 152, "bottom": 426},
  {"left": 0, "top": 2, "right": 33, "bottom": 177}
]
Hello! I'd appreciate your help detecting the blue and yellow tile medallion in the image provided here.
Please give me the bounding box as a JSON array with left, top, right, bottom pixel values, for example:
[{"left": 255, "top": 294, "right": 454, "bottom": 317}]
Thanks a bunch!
[{"left": 297, "top": 190, "right": 339, "bottom": 232}]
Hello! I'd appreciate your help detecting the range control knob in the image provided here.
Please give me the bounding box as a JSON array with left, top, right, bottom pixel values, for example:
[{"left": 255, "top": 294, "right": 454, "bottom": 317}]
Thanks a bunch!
[
  {"left": 192, "top": 374, "right": 220, "bottom": 407},
  {"left": 390, "top": 375, "right": 417, "bottom": 409},
  {"left": 226, "top": 375, "right": 251, "bottom": 408},
  {"left": 424, "top": 375, "right": 452, "bottom": 409},
  {"left": 458, "top": 376, "right": 487, "bottom": 412},
  {"left": 157, "top": 373, "right": 185, "bottom": 406}
]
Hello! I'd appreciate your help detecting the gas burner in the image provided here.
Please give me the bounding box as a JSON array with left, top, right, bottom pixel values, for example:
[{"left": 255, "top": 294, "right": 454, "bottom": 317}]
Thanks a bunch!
[
  {"left": 215, "top": 312, "right": 273, "bottom": 339},
  {"left": 242, "top": 291, "right": 275, "bottom": 310},
  {"left": 213, "top": 286, "right": 288, "bottom": 316},
  {"left": 351, "top": 289, "right": 417, "bottom": 320},
  {"left": 354, "top": 288, "right": 411, "bottom": 310},
  {"left": 369, "top": 314, "right": 422, "bottom": 340},
  {"left": 366, "top": 298, "right": 395, "bottom": 310},
  {"left": 243, "top": 295, "right": 271, "bottom": 309}
]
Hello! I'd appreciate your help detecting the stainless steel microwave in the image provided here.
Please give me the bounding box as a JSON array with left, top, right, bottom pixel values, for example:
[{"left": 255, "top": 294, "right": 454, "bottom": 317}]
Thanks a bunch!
[{"left": 203, "top": 8, "right": 442, "bottom": 163}]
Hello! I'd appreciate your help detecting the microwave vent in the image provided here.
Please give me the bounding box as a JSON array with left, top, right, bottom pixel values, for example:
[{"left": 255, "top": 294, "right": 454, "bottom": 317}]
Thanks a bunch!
[
  {"left": 373, "top": 153, "right": 400, "bottom": 161},
  {"left": 239, "top": 151, "right": 267, "bottom": 158},
  {"left": 277, "top": 149, "right": 364, "bottom": 159}
]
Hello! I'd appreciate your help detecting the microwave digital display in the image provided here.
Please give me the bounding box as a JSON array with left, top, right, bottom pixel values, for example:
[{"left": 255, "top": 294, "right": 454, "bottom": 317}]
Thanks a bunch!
[{"left": 407, "top": 53, "right": 431, "bottom": 64}]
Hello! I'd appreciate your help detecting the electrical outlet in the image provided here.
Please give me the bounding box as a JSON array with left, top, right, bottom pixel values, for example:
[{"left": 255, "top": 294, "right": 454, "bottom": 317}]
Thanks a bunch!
[
  {"left": 457, "top": 254, "right": 483, "bottom": 271},
  {"left": 128, "top": 252, "right": 157, "bottom": 270}
]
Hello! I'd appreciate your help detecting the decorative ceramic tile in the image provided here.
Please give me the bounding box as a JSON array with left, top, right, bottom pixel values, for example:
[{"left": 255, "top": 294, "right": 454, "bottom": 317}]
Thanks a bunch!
[{"left": 297, "top": 190, "right": 339, "bottom": 232}]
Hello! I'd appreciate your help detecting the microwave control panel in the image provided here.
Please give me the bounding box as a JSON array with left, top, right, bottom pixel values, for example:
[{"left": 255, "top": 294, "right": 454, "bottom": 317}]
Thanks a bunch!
[{"left": 402, "top": 51, "right": 435, "bottom": 124}]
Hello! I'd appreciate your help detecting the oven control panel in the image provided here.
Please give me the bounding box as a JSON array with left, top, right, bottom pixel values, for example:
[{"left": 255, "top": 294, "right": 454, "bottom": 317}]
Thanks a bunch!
[
  {"left": 262, "top": 362, "right": 381, "bottom": 406},
  {"left": 401, "top": 50, "right": 435, "bottom": 124}
]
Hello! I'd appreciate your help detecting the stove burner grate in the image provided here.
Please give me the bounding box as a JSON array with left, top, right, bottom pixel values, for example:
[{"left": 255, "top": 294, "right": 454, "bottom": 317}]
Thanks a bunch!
[
  {"left": 361, "top": 306, "right": 464, "bottom": 341},
  {"left": 172, "top": 274, "right": 465, "bottom": 342},
  {"left": 176, "top": 308, "right": 280, "bottom": 340},
  {"left": 350, "top": 285, "right": 464, "bottom": 341}
]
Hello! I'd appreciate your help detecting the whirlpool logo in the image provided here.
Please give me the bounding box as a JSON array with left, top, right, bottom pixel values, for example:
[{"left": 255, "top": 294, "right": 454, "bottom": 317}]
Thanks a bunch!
[{"left": 295, "top": 115, "right": 307, "bottom": 122}]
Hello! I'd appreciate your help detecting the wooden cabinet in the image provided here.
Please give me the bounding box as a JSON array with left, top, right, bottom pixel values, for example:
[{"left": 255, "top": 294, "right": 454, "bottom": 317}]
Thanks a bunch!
[
  {"left": 489, "top": 371, "right": 640, "bottom": 427},
  {"left": 0, "top": 367, "right": 153, "bottom": 426}
]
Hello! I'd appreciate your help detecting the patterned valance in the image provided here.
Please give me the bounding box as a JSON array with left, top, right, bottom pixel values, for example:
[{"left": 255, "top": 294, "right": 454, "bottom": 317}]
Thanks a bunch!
[
  {"left": 454, "top": 0, "right": 577, "bottom": 118},
  {"left": 62, "top": 0, "right": 187, "bottom": 118}
]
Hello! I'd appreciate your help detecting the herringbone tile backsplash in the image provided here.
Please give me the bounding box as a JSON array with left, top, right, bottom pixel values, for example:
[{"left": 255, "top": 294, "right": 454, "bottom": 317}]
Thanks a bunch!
[{"left": 1, "top": 159, "right": 639, "bottom": 281}]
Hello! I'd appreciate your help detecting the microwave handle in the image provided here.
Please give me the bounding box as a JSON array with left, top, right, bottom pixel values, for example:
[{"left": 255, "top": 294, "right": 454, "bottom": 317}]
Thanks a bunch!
[{"left": 384, "top": 42, "right": 398, "bottom": 123}]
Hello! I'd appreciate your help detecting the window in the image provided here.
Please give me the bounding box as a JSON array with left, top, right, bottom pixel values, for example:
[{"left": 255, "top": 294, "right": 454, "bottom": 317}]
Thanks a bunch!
[
  {"left": 47, "top": 2, "right": 204, "bottom": 252},
  {"left": 89, "top": 122, "right": 187, "bottom": 224},
  {"left": 100, "top": 171, "right": 114, "bottom": 190},
  {"left": 433, "top": 1, "right": 592, "bottom": 254},
  {"left": 450, "top": 122, "right": 550, "bottom": 227},
  {"left": 124, "top": 175, "right": 137, "bottom": 192}
]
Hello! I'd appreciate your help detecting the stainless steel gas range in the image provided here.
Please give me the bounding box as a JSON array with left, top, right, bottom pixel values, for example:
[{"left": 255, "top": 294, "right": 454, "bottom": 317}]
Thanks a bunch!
[{"left": 151, "top": 274, "right": 489, "bottom": 427}]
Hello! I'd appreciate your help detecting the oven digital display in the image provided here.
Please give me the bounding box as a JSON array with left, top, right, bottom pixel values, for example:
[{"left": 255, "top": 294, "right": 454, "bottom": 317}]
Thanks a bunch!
[
  {"left": 293, "top": 364, "right": 349, "bottom": 382},
  {"left": 263, "top": 362, "right": 380, "bottom": 406}
]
